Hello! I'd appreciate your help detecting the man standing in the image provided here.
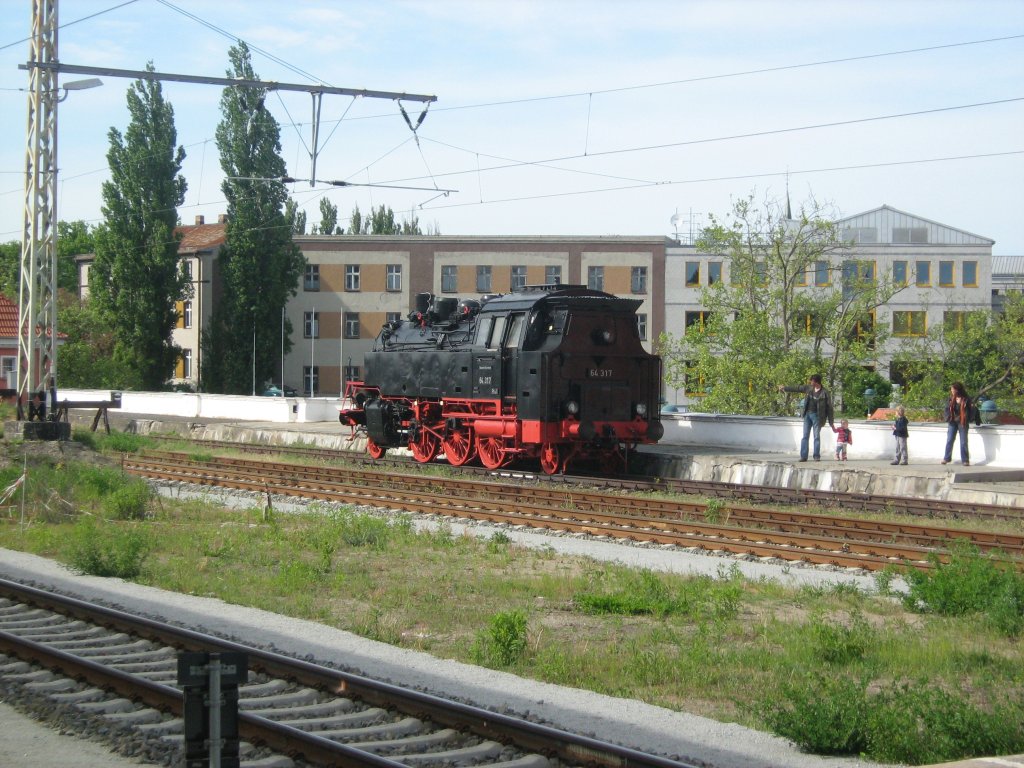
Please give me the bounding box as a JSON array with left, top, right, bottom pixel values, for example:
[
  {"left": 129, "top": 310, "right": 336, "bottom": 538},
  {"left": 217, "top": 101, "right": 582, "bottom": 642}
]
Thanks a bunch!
[{"left": 779, "top": 374, "right": 835, "bottom": 462}]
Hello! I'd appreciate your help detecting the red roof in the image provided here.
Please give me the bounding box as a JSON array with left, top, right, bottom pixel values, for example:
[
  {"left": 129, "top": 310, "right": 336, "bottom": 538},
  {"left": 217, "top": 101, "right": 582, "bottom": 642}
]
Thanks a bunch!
[
  {"left": 0, "top": 294, "right": 17, "bottom": 338},
  {"left": 177, "top": 222, "right": 226, "bottom": 252}
]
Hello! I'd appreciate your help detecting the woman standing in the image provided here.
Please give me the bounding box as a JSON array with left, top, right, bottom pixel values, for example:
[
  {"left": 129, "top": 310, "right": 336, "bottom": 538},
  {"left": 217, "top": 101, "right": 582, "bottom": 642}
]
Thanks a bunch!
[{"left": 942, "top": 382, "right": 977, "bottom": 466}]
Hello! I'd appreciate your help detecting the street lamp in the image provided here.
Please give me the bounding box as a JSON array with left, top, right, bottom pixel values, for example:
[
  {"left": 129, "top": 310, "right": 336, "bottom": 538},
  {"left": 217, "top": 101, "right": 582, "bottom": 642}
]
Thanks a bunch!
[{"left": 57, "top": 77, "right": 102, "bottom": 101}]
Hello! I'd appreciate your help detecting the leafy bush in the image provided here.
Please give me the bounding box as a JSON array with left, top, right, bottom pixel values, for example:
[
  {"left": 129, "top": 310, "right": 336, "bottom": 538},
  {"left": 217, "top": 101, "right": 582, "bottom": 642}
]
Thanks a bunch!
[
  {"left": 759, "top": 674, "right": 1024, "bottom": 763},
  {"left": 473, "top": 610, "right": 529, "bottom": 667},
  {"left": 760, "top": 673, "right": 868, "bottom": 755},
  {"left": 103, "top": 480, "right": 152, "bottom": 520},
  {"left": 903, "top": 542, "right": 1024, "bottom": 636},
  {"left": 67, "top": 518, "right": 151, "bottom": 578},
  {"left": 807, "top": 611, "right": 875, "bottom": 665}
]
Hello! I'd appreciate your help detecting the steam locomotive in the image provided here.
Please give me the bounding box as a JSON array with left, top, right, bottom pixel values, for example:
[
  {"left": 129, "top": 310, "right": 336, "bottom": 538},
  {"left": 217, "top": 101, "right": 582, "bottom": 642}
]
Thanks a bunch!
[{"left": 339, "top": 284, "right": 663, "bottom": 474}]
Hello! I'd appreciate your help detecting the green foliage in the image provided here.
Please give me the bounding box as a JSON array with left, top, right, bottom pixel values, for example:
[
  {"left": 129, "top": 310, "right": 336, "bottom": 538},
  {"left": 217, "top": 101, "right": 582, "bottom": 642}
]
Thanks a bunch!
[
  {"left": 761, "top": 674, "right": 1024, "bottom": 763},
  {"left": 840, "top": 368, "right": 891, "bottom": 416},
  {"left": 894, "top": 294, "right": 1024, "bottom": 417},
  {"left": 89, "top": 62, "right": 188, "bottom": 390},
  {"left": 760, "top": 673, "right": 868, "bottom": 755},
  {"left": 575, "top": 567, "right": 742, "bottom": 621},
  {"left": 67, "top": 517, "right": 151, "bottom": 578},
  {"left": 103, "top": 481, "right": 152, "bottom": 521},
  {"left": 99, "top": 432, "right": 147, "bottom": 453},
  {"left": 472, "top": 610, "right": 529, "bottom": 667},
  {"left": 902, "top": 542, "right": 1024, "bottom": 636},
  {"left": 55, "top": 292, "right": 141, "bottom": 389},
  {"left": 661, "top": 191, "right": 902, "bottom": 416},
  {"left": 806, "top": 611, "right": 875, "bottom": 664},
  {"left": 486, "top": 530, "right": 512, "bottom": 553},
  {"left": 203, "top": 41, "right": 305, "bottom": 394},
  {"left": 316, "top": 197, "right": 339, "bottom": 235},
  {"left": 348, "top": 203, "right": 426, "bottom": 235}
]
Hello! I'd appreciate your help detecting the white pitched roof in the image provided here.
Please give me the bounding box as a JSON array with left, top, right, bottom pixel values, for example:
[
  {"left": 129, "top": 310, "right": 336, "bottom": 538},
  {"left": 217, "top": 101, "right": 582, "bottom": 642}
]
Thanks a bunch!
[
  {"left": 837, "top": 204, "right": 994, "bottom": 246},
  {"left": 992, "top": 256, "right": 1024, "bottom": 278}
]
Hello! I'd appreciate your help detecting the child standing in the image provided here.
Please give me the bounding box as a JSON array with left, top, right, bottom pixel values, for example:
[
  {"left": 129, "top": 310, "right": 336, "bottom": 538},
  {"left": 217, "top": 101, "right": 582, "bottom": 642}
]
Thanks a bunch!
[
  {"left": 833, "top": 419, "right": 852, "bottom": 461},
  {"left": 891, "top": 405, "right": 909, "bottom": 465}
]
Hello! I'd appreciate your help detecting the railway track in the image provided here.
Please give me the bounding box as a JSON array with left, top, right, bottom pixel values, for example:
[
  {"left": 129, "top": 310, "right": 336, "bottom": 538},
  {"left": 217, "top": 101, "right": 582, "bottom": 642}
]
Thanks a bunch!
[
  {"left": 124, "top": 451, "right": 1024, "bottom": 573},
  {"left": 143, "top": 434, "right": 1024, "bottom": 523},
  {"left": 0, "top": 578, "right": 698, "bottom": 768}
]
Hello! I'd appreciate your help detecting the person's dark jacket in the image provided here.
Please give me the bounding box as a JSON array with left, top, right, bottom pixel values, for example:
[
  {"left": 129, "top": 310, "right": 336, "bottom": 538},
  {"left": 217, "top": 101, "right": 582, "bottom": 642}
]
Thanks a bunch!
[
  {"left": 893, "top": 415, "right": 909, "bottom": 438},
  {"left": 944, "top": 396, "right": 981, "bottom": 427},
  {"left": 783, "top": 384, "right": 834, "bottom": 429}
]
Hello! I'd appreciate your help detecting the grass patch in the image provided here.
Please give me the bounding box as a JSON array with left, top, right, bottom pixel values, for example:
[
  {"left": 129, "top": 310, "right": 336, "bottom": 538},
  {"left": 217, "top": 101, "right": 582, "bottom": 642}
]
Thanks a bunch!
[{"left": 0, "top": 450, "right": 1022, "bottom": 764}]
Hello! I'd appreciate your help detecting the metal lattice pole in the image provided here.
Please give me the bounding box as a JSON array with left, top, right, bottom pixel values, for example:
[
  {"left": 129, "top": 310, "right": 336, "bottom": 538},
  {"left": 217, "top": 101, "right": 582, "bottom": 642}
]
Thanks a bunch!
[{"left": 18, "top": 0, "right": 59, "bottom": 418}]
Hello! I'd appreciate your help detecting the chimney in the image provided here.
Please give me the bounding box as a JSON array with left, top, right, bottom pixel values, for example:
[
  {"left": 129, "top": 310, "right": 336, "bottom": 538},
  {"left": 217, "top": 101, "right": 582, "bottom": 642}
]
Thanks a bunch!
[
  {"left": 218, "top": 214, "right": 228, "bottom": 224},
  {"left": 195, "top": 215, "right": 205, "bottom": 225}
]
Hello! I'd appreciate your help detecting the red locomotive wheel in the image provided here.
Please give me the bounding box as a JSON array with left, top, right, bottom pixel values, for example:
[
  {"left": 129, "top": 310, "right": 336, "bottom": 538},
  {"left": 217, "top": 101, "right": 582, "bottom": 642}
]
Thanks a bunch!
[
  {"left": 476, "top": 435, "right": 506, "bottom": 469},
  {"left": 410, "top": 429, "right": 440, "bottom": 463},
  {"left": 442, "top": 429, "right": 475, "bottom": 466},
  {"left": 367, "top": 439, "right": 386, "bottom": 459},
  {"left": 539, "top": 443, "right": 561, "bottom": 475}
]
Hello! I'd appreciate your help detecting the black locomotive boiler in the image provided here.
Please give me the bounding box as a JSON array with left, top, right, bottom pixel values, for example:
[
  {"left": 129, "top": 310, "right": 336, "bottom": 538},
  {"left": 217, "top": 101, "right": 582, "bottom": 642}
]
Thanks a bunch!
[{"left": 339, "top": 284, "right": 664, "bottom": 474}]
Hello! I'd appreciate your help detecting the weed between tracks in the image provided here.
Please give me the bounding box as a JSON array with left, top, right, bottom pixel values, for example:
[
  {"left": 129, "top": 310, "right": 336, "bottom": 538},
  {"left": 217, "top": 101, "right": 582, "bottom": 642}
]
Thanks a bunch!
[{"left": 1, "top": 428, "right": 1023, "bottom": 765}]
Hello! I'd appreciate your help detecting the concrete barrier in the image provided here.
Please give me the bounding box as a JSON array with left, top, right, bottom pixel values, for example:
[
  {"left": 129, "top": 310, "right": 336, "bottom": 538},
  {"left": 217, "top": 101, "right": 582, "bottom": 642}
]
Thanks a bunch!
[
  {"left": 55, "top": 389, "right": 344, "bottom": 425},
  {"left": 661, "top": 413, "right": 1021, "bottom": 468}
]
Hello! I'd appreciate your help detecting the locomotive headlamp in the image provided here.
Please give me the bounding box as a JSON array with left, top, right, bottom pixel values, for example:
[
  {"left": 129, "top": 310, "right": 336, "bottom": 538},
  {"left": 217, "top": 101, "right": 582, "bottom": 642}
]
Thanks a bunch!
[
  {"left": 635, "top": 403, "right": 648, "bottom": 417},
  {"left": 565, "top": 400, "right": 579, "bottom": 415}
]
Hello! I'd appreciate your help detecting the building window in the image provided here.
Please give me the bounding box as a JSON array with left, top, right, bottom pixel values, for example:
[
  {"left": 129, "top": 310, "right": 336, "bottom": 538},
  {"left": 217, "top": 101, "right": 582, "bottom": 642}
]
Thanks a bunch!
[
  {"left": 1, "top": 356, "right": 15, "bottom": 388},
  {"left": 893, "top": 310, "right": 927, "bottom": 337},
  {"left": 636, "top": 313, "right": 647, "bottom": 341},
  {"left": 963, "top": 261, "right": 978, "bottom": 287},
  {"left": 511, "top": 265, "right": 527, "bottom": 291},
  {"left": 303, "top": 365, "right": 319, "bottom": 396},
  {"left": 304, "top": 311, "right": 319, "bottom": 338},
  {"left": 847, "top": 312, "right": 875, "bottom": 349},
  {"left": 939, "top": 261, "right": 954, "bottom": 287},
  {"left": 684, "top": 361, "right": 706, "bottom": 397},
  {"left": 685, "top": 262, "right": 700, "bottom": 287},
  {"left": 344, "top": 312, "right": 360, "bottom": 339},
  {"left": 183, "top": 300, "right": 193, "bottom": 329},
  {"left": 545, "top": 265, "right": 561, "bottom": 285},
  {"left": 386, "top": 264, "right": 402, "bottom": 292},
  {"left": 631, "top": 266, "right": 648, "bottom": 294},
  {"left": 708, "top": 262, "right": 722, "bottom": 285},
  {"left": 842, "top": 260, "right": 876, "bottom": 299},
  {"left": 944, "top": 311, "right": 966, "bottom": 332},
  {"left": 181, "top": 259, "right": 193, "bottom": 280},
  {"left": 754, "top": 261, "right": 767, "bottom": 284},
  {"left": 181, "top": 349, "right": 192, "bottom": 379},
  {"left": 588, "top": 266, "right": 604, "bottom": 291},
  {"left": 342, "top": 365, "right": 360, "bottom": 387},
  {"left": 915, "top": 261, "right": 931, "bottom": 287},
  {"left": 441, "top": 265, "right": 458, "bottom": 293},
  {"left": 814, "top": 261, "right": 830, "bottom": 286},
  {"left": 893, "top": 261, "right": 907, "bottom": 285},
  {"left": 476, "top": 265, "right": 492, "bottom": 293},
  {"left": 685, "top": 311, "right": 710, "bottom": 332},
  {"left": 304, "top": 264, "right": 320, "bottom": 291},
  {"left": 345, "top": 264, "right": 361, "bottom": 292},
  {"left": 386, "top": 312, "right": 402, "bottom": 325},
  {"left": 893, "top": 227, "right": 928, "bottom": 244}
]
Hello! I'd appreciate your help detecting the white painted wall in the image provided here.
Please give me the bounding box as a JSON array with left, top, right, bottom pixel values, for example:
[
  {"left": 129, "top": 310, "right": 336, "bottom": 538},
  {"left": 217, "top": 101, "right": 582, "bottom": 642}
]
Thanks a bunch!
[
  {"left": 56, "top": 390, "right": 343, "bottom": 424},
  {"left": 661, "top": 413, "right": 1021, "bottom": 468}
]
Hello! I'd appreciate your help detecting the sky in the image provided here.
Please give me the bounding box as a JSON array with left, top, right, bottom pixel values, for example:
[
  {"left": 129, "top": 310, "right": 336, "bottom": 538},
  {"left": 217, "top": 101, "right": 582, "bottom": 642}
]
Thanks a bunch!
[{"left": 1, "top": 0, "right": 1022, "bottom": 253}]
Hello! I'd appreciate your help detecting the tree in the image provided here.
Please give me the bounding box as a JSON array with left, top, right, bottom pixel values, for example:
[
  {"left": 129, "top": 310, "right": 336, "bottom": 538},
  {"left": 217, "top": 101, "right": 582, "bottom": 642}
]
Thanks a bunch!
[
  {"left": 286, "top": 199, "right": 307, "bottom": 235},
  {"left": 202, "top": 42, "right": 305, "bottom": 394},
  {"left": 659, "top": 191, "right": 899, "bottom": 415},
  {"left": 347, "top": 203, "right": 427, "bottom": 235},
  {"left": 0, "top": 220, "right": 93, "bottom": 301},
  {"left": 892, "top": 293, "right": 1024, "bottom": 415},
  {"left": 56, "top": 292, "right": 139, "bottom": 388},
  {"left": 317, "top": 197, "right": 339, "bottom": 235},
  {"left": 88, "top": 63, "right": 187, "bottom": 390}
]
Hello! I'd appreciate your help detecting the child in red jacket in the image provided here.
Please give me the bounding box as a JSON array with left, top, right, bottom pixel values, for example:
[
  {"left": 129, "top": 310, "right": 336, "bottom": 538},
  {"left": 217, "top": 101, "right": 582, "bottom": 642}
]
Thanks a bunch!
[{"left": 833, "top": 419, "right": 852, "bottom": 461}]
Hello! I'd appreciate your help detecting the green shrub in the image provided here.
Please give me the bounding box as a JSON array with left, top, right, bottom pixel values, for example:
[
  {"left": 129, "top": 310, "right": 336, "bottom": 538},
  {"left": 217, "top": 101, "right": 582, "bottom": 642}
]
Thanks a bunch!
[
  {"left": 759, "top": 673, "right": 868, "bottom": 755},
  {"left": 103, "top": 480, "right": 152, "bottom": 520},
  {"left": 99, "top": 432, "right": 146, "bottom": 453},
  {"left": 807, "top": 611, "right": 875, "bottom": 665},
  {"left": 67, "top": 518, "right": 151, "bottom": 579},
  {"left": 903, "top": 541, "right": 1024, "bottom": 636},
  {"left": 472, "top": 610, "right": 529, "bottom": 667}
]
